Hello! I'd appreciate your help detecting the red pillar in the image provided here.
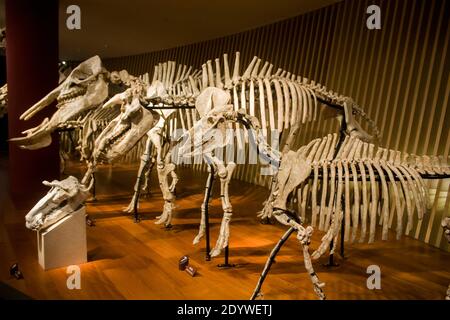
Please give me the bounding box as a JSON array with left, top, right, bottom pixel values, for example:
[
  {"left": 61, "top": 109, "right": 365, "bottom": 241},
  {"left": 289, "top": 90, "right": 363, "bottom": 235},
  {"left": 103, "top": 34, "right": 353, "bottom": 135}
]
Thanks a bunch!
[{"left": 6, "top": 0, "right": 60, "bottom": 206}]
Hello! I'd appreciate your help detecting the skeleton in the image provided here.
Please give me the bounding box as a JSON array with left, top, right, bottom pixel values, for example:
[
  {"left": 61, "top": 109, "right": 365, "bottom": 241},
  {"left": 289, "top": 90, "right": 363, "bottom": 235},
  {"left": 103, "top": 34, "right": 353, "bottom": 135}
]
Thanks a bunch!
[
  {"left": 442, "top": 217, "right": 450, "bottom": 300},
  {"left": 9, "top": 56, "right": 153, "bottom": 180},
  {"left": 251, "top": 123, "right": 450, "bottom": 299},
  {"left": 25, "top": 176, "right": 91, "bottom": 231},
  {"left": 80, "top": 84, "right": 157, "bottom": 188},
  {"left": 124, "top": 53, "right": 378, "bottom": 257},
  {"left": 124, "top": 85, "right": 231, "bottom": 226},
  {"left": 16, "top": 50, "right": 449, "bottom": 299},
  {"left": 23, "top": 78, "right": 160, "bottom": 231},
  {"left": 118, "top": 60, "right": 204, "bottom": 216},
  {"left": 9, "top": 56, "right": 109, "bottom": 150},
  {"left": 9, "top": 56, "right": 140, "bottom": 152},
  {"left": 189, "top": 54, "right": 377, "bottom": 256}
]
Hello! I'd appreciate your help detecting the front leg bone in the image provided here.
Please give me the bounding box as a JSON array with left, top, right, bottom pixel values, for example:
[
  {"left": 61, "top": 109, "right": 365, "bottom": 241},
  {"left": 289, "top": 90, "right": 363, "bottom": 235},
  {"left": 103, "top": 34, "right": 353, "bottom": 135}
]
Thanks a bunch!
[
  {"left": 123, "top": 136, "right": 153, "bottom": 213},
  {"left": 211, "top": 162, "right": 236, "bottom": 257},
  {"left": 155, "top": 162, "right": 176, "bottom": 227},
  {"left": 193, "top": 166, "right": 214, "bottom": 245}
]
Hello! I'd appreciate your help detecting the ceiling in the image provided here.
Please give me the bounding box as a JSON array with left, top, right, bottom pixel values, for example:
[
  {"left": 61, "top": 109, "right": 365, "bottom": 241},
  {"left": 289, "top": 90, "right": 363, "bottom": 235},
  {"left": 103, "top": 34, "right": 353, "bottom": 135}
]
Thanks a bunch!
[{"left": 1, "top": 0, "right": 341, "bottom": 60}]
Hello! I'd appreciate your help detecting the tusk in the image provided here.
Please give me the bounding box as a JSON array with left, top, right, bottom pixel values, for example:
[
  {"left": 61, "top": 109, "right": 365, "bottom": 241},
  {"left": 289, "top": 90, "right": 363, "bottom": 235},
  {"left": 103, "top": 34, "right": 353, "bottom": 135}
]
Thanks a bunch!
[{"left": 20, "top": 82, "right": 64, "bottom": 120}]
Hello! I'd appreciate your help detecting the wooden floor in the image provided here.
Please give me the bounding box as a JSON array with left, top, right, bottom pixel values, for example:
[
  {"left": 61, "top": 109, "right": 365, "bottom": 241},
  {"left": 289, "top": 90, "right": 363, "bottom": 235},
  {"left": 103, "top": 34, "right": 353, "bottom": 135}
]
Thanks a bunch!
[{"left": 0, "top": 158, "right": 449, "bottom": 300}]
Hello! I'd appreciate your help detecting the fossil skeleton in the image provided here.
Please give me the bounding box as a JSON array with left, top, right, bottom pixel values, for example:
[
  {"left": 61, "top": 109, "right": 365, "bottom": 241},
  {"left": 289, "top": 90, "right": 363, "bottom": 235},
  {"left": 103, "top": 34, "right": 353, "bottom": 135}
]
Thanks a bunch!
[
  {"left": 124, "top": 53, "right": 379, "bottom": 259},
  {"left": 9, "top": 56, "right": 110, "bottom": 150},
  {"left": 15, "top": 52, "right": 450, "bottom": 300},
  {"left": 250, "top": 118, "right": 450, "bottom": 299}
]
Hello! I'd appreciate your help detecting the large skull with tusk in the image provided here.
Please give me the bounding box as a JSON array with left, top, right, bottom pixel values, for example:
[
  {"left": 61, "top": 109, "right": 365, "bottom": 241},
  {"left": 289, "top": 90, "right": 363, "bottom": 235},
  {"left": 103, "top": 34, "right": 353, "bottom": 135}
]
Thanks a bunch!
[
  {"left": 25, "top": 176, "right": 90, "bottom": 231},
  {"left": 93, "top": 89, "right": 156, "bottom": 164},
  {"left": 10, "top": 55, "right": 109, "bottom": 150}
]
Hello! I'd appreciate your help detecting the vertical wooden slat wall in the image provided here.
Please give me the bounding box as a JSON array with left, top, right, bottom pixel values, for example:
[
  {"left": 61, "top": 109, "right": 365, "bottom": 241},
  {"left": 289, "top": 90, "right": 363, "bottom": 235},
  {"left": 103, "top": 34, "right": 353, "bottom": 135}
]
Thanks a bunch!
[{"left": 104, "top": 0, "right": 450, "bottom": 251}]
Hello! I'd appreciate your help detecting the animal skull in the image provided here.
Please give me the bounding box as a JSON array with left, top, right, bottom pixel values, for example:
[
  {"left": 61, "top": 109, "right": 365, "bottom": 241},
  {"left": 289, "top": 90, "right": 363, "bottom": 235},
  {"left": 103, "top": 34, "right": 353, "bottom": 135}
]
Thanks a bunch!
[
  {"left": 25, "top": 176, "right": 90, "bottom": 231},
  {"left": 93, "top": 90, "right": 156, "bottom": 163},
  {"left": 10, "top": 56, "right": 109, "bottom": 150}
]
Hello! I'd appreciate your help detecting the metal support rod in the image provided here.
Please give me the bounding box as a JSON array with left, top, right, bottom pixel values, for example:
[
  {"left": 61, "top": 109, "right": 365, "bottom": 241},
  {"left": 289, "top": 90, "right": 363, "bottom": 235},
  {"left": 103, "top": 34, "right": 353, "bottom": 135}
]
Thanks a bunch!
[
  {"left": 91, "top": 172, "right": 97, "bottom": 202},
  {"left": 224, "top": 246, "right": 229, "bottom": 265},
  {"left": 133, "top": 186, "right": 141, "bottom": 223},
  {"left": 218, "top": 245, "right": 236, "bottom": 268},
  {"left": 327, "top": 240, "right": 336, "bottom": 267}
]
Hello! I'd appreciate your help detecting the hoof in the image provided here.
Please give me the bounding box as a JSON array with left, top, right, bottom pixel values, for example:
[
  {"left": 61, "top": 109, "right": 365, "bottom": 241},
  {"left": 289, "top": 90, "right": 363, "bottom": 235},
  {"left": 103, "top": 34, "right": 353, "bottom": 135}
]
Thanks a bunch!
[
  {"left": 210, "top": 248, "right": 221, "bottom": 257},
  {"left": 193, "top": 233, "right": 204, "bottom": 245}
]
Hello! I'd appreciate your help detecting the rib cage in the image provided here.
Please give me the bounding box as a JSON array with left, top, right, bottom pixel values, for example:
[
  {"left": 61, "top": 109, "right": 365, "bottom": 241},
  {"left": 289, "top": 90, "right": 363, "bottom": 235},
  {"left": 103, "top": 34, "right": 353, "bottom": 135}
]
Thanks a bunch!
[
  {"left": 152, "top": 52, "right": 379, "bottom": 167},
  {"left": 286, "top": 134, "right": 450, "bottom": 254}
]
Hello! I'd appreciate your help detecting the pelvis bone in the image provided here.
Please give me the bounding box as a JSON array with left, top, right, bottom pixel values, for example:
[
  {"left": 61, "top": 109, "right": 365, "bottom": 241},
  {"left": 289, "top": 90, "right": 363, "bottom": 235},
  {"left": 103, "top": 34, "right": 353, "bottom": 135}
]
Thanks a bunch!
[
  {"left": 10, "top": 55, "right": 109, "bottom": 150},
  {"left": 25, "top": 176, "right": 90, "bottom": 231}
]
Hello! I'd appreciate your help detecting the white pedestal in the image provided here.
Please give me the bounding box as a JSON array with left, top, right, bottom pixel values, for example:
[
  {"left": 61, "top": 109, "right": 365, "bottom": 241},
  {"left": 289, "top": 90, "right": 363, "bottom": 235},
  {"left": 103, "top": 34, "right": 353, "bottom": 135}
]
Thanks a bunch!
[{"left": 37, "top": 207, "right": 87, "bottom": 270}]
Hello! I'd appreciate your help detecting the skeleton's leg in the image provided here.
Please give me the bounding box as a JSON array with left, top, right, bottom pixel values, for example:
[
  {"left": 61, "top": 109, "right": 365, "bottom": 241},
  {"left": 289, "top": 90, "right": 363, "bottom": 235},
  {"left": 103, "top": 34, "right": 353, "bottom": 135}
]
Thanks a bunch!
[
  {"left": 193, "top": 164, "right": 215, "bottom": 245},
  {"left": 123, "top": 136, "right": 153, "bottom": 214},
  {"left": 141, "top": 150, "right": 156, "bottom": 196},
  {"left": 169, "top": 168, "right": 178, "bottom": 193},
  {"left": 300, "top": 229, "right": 326, "bottom": 300},
  {"left": 271, "top": 209, "right": 326, "bottom": 300},
  {"left": 251, "top": 227, "right": 295, "bottom": 300},
  {"left": 155, "top": 161, "right": 176, "bottom": 227},
  {"left": 258, "top": 176, "right": 277, "bottom": 221},
  {"left": 211, "top": 161, "right": 236, "bottom": 257},
  {"left": 300, "top": 182, "right": 310, "bottom": 223},
  {"left": 81, "top": 161, "right": 95, "bottom": 186},
  {"left": 145, "top": 128, "right": 177, "bottom": 227}
]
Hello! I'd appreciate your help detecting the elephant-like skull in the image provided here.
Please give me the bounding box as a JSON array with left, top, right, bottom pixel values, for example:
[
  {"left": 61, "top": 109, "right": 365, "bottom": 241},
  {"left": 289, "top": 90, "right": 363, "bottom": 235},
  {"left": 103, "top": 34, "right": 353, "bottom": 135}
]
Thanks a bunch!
[
  {"left": 25, "top": 176, "right": 90, "bottom": 231},
  {"left": 10, "top": 55, "right": 109, "bottom": 150}
]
